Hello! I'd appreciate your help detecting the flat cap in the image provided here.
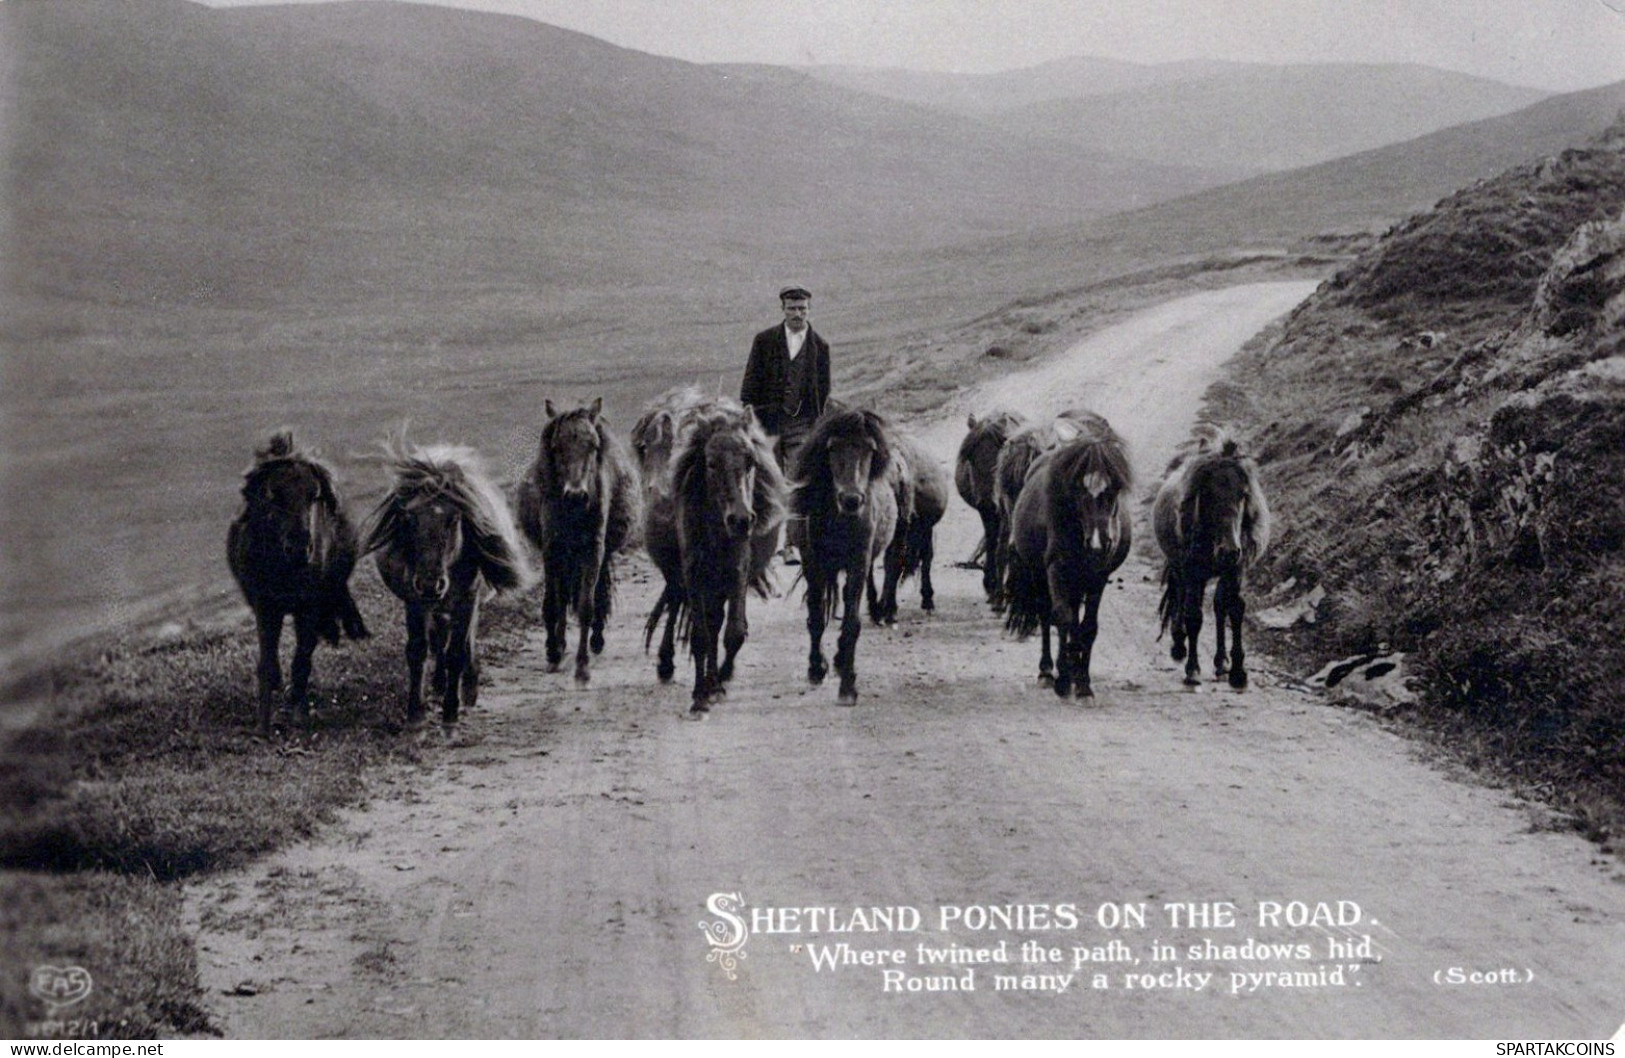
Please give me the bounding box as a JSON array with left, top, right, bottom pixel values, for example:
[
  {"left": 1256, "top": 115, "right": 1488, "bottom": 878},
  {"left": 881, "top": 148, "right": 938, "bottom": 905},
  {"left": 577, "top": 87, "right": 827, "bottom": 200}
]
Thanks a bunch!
[{"left": 778, "top": 285, "right": 812, "bottom": 300}]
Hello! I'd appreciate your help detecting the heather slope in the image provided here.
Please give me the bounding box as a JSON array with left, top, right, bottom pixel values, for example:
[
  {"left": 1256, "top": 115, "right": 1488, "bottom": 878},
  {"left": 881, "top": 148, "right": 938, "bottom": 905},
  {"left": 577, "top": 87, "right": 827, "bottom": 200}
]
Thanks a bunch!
[{"left": 1217, "top": 117, "right": 1625, "bottom": 832}]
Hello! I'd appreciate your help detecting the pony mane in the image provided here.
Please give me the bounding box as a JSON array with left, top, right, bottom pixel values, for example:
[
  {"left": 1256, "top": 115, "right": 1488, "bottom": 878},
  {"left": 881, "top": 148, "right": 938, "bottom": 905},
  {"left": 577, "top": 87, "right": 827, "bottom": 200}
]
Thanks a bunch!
[
  {"left": 241, "top": 429, "right": 337, "bottom": 510},
  {"left": 1046, "top": 424, "right": 1133, "bottom": 499},
  {"left": 790, "top": 408, "right": 892, "bottom": 516},
  {"left": 1171, "top": 436, "right": 1271, "bottom": 562},
  {"left": 363, "top": 440, "right": 533, "bottom": 592},
  {"left": 956, "top": 411, "right": 1025, "bottom": 508},
  {"left": 632, "top": 386, "right": 708, "bottom": 458}
]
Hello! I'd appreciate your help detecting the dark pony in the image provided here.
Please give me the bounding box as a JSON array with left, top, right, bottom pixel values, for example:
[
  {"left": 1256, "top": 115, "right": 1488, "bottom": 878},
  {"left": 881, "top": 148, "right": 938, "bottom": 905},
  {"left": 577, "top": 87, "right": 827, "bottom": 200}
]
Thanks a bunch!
[
  {"left": 1004, "top": 417, "right": 1133, "bottom": 698},
  {"left": 790, "top": 408, "right": 898, "bottom": 705},
  {"left": 955, "top": 410, "right": 1027, "bottom": 610},
  {"left": 227, "top": 430, "right": 369, "bottom": 736},
  {"left": 992, "top": 408, "right": 1109, "bottom": 618},
  {"left": 631, "top": 386, "right": 733, "bottom": 683},
  {"left": 362, "top": 441, "right": 532, "bottom": 724},
  {"left": 518, "top": 399, "right": 642, "bottom": 685},
  {"left": 1153, "top": 429, "right": 1271, "bottom": 689},
  {"left": 870, "top": 429, "right": 949, "bottom": 624},
  {"left": 670, "top": 402, "right": 787, "bottom": 713}
]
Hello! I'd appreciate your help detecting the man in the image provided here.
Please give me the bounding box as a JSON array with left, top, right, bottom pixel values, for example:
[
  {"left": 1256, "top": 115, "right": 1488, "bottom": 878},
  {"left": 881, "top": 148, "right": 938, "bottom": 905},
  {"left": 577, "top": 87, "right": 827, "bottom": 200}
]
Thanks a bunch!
[{"left": 740, "top": 285, "right": 831, "bottom": 477}]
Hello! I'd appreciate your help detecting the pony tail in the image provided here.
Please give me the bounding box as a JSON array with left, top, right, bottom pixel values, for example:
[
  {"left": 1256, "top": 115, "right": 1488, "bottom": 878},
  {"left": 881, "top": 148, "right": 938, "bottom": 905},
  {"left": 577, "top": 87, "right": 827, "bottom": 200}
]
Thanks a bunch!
[
  {"left": 1243, "top": 464, "right": 1272, "bottom": 561},
  {"left": 359, "top": 494, "right": 400, "bottom": 556},
  {"left": 1156, "top": 563, "right": 1178, "bottom": 639}
]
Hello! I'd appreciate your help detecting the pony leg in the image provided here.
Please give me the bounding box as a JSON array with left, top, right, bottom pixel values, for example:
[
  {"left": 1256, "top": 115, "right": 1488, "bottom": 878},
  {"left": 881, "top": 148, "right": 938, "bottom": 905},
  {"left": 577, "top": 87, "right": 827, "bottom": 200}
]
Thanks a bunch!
[
  {"left": 653, "top": 584, "right": 681, "bottom": 683},
  {"left": 1212, "top": 575, "right": 1231, "bottom": 679},
  {"left": 1167, "top": 572, "right": 1188, "bottom": 662},
  {"left": 918, "top": 525, "right": 936, "bottom": 612},
  {"left": 404, "top": 602, "right": 429, "bottom": 724},
  {"left": 1037, "top": 615, "right": 1055, "bottom": 688},
  {"left": 429, "top": 609, "right": 450, "bottom": 698},
  {"left": 253, "top": 608, "right": 286, "bottom": 737},
  {"left": 834, "top": 569, "right": 865, "bottom": 704},
  {"left": 590, "top": 555, "right": 611, "bottom": 655},
  {"left": 689, "top": 591, "right": 719, "bottom": 712},
  {"left": 442, "top": 596, "right": 478, "bottom": 724},
  {"left": 806, "top": 566, "right": 829, "bottom": 686},
  {"left": 575, "top": 557, "right": 602, "bottom": 684},
  {"left": 1226, "top": 572, "right": 1249, "bottom": 690},
  {"left": 718, "top": 573, "right": 749, "bottom": 687},
  {"left": 872, "top": 540, "right": 902, "bottom": 625},
  {"left": 1047, "top": 565, "right": 1075, "bottom": 698},
  {"left": 542, "top": 568, "right": 566, "bottom": 671},
  {"left": 288, "top": 612, "right": 322, "bottom": 725},
  {"left": 1182, "top": 577, "right": 1205, "bottom": 686},
  {"left": 1074, "top": 586, "right": 1105, "bottom": 699},
  {"left": 978, "top": 509, "right": 1000, "bottom": 606}
]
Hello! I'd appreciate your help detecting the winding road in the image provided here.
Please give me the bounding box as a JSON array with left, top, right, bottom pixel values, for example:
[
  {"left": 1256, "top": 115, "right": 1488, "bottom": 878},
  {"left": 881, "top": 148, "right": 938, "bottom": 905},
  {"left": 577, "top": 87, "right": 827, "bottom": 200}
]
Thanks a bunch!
[{"left": 187, "top": 281, "right": 1625, "bottom": 1039}]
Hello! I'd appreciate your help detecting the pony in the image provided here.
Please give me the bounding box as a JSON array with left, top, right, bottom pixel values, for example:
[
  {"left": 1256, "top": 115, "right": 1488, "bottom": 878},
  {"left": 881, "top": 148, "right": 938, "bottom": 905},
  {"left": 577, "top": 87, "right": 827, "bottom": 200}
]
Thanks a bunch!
[
  {"left": 992, "top": 408, "right": 1110, "bottom": 616},
  {"left": 631, "top": 385, "right": 723, "bottom": 682},
  {"left": 869, "top": 429, "right": 950, "bottom": 624},
  {"left": 955, "top": 410, "right": 1027, "bottom": 610},
  {"left": 670, "top": 402, "right": 788, "bottom": 712},
  {"left": 790, "top": 408, "right": 898, "bottom": 705},
  {"left": 362, "top": 441, "right": 531, "bottom": 725},
  {"left": 1004, "top": 417, "right": 1133, "bottom": 698},
  {"left": 1153, "top": 430, "right": 1271, "bottom": 689},
  {"left": 227, "top": 430, "right": 369, "bottom": 736},
  {"left": 517, "top": 398, "right": 642, "bottom": 685}
]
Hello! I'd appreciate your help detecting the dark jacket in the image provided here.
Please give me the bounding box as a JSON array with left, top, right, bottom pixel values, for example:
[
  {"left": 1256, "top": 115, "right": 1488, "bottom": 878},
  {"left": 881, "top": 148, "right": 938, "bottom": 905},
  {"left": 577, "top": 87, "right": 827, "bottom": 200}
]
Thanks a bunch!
[{"left": 740, "top": 324, "right": 830, "bottom": 436}]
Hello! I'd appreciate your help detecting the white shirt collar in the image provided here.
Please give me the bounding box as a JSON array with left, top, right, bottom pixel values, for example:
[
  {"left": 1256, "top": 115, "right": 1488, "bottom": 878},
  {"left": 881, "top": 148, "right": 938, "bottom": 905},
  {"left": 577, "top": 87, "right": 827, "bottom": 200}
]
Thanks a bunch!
[{"left": 786, "top": 324, "right": 808, "bottom": 360}]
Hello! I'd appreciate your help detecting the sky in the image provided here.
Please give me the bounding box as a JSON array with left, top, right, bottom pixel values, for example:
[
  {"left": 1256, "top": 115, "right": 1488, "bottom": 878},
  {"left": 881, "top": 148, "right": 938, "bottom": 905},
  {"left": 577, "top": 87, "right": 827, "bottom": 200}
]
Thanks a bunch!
[{"left": 192, "top": 0, "right": 1625, "bottom": 92}]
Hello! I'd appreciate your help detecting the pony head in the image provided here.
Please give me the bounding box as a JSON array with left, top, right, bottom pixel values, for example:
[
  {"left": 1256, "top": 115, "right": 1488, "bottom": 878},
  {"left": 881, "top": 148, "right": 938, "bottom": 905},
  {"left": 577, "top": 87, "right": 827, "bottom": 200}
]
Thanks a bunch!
[
  {"left": 674, "top": 404, "right": 786, "bottom": 541},
  {"left": 541, "top": 398, "right": 605, "bottom": 502},
  {"left": 364, "top": 441, "right": 533, "bottom": 598},
  {"left": 240, "top": 430, "right": 339, "bottom": 567},
  {"left": 1181, "top": 440, "right": 1271, "bottom": 568},
  {"left": 795, "top": 408, "right": 891, "bottom": 516}
]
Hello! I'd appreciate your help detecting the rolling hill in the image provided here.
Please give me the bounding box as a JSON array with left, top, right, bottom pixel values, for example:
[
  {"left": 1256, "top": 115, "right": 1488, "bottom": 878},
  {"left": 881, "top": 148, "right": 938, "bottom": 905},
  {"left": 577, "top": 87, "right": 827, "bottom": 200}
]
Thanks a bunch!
[
  {"left": 1, "top": 0, "right": 1232, "bottom": 313},
  {"left": 1001, "top": 64, "right": 1550, "bottom": 175}
]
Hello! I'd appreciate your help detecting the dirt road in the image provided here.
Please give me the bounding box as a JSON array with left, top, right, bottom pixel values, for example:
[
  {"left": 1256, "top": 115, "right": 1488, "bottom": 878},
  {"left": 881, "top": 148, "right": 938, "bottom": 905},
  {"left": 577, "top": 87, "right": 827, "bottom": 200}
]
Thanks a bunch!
[{"left": 187, "top": 281, "right": 1625, "bottom": 1039}]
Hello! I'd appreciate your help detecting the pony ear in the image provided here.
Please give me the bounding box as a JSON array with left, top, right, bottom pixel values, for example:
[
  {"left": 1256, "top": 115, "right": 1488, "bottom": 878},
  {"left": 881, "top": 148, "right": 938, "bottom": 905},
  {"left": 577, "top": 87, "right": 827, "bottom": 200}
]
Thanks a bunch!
[
  {"left": 589, "top": 397, "right": 603, "bottom": 420},
  {"left": 967, "top": 413, "right": 979, "bottom": 429},
  {"left": 545, "top": 399, "right": 557, "bottom": 419}
]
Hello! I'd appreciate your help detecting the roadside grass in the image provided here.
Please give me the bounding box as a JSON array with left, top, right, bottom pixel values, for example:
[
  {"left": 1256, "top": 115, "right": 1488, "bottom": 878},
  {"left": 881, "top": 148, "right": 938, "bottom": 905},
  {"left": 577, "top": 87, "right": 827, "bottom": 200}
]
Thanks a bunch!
[{"left": 0, "top": 572, "right": 543, "bottom": 1037}]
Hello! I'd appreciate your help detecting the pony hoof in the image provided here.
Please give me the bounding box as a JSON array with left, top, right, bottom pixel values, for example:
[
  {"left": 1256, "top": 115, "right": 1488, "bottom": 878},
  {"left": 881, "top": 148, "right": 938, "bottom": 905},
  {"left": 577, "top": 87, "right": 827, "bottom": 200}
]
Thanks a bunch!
[
  {"left": 1183, "top": 675, "right": 1201, "bottom": 688},
  {"left": 1053, "top": 681, "right": 1071, "bottom": 699},
  {"left": 1075, "top": 684, "right": 1094, "bottom": 700},
  {"left": 574, "top": 669, "right": 591, "bottom": 686},
  {"left": 1037, "top": 673, "right": 1055, "bottom": 689},
  {"left": 1229, "top": 670, "right": 1249, "bottom": 690},
  {"left": 590, "top": 632, "right": 605, "bottom": 654},
  {"left": 809, "top": 665, "right": 826, "bottom": 685},
  {"left": 1170, "top": 644, "right": 1186, "bottom": 662},
  {"left": 656, "top": 663, "right": 675, "bottom": 683},
  {"left": 837, "top": 690, "right": 858, "bottom": 706}
]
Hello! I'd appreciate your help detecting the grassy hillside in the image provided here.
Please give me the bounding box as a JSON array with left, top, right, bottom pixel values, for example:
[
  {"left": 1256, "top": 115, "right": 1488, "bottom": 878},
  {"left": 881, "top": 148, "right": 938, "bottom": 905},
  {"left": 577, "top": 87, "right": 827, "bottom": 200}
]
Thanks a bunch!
[
  {"left": 1216, "top": 117, "right": 1625, "bottom": 837},
  {"left": 1, "top": 0, "right": 1228, "bottom": 313}
]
